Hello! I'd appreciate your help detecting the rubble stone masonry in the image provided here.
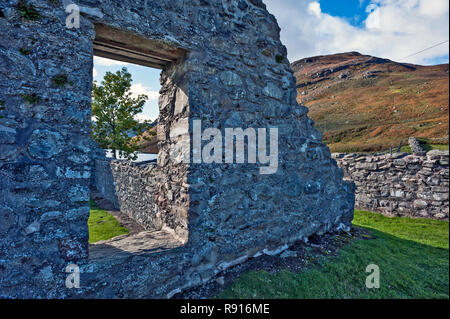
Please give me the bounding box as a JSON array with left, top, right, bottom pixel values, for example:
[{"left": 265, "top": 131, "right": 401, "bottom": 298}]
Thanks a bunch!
[{"left": 334, "top": 150, "right": 449, "bottom": 220}]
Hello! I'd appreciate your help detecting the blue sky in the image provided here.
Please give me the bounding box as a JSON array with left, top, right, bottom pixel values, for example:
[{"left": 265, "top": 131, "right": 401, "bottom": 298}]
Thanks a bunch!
[
  {"left": 264, "top": 0, "right": 449, "bottom": 64},
  {"left": 320, "top": 0, "right": 371, "bottom": 26},
  {"left": 93, "top": 0, "right": 449, "bottom": 122}
]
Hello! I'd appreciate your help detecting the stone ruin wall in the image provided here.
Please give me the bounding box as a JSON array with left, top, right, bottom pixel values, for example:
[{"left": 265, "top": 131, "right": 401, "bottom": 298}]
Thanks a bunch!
[
  {"left": 333, "top": 150, "right": 449, "bottom": 220},
  {"left": 93, "top": 159, "right": 163, "bottom": 231},
  {"left": 0, "top": 0, "right": 355, "bottom": 298}
]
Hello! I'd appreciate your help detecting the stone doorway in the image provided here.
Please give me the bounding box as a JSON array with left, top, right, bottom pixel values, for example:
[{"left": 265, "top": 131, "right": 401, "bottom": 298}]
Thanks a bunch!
[{"left": 90, "top": 24, "right": 190, "bottom": 260}]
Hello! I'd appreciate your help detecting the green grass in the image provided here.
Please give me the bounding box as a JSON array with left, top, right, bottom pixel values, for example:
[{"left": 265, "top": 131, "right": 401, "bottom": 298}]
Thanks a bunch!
[
  {"left": 429, "top": 144, "right": 449, "bottom": 151},
  {"left": 219, "top": 210, "right": 449, "bottom": 299},
  {"left": 399, "top": 137, "right": 449, "bottom": 154},
  {"left": 401, "top": 143, "right": 449, "bottom": 153},
  {"left": 89, "top": 200, "right": 129, "bottom": 243},
  {"left": 354, "top": 210, "right": 449, "bottom": 249}
]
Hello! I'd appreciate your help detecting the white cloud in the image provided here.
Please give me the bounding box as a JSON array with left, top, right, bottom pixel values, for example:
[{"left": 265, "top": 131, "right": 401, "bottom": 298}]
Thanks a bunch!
[
  {"left": 418, "top": 0, "right": 449, "bottom": 17},
  {"left": 134, "top": 113, "right": 157, "bottom": 122},
  {"left": 94, "top": 56, "right": 129, "bottom": 66},
  {"left": 130, "top": 84, "right": 160, "bottom": 122},
  {"left": 130, "top": 83, "right": 160, "bottom": 101},
  {"left": 263, "top": 0, "right": 449, "bottom": 65},
  {"left": 92, "top": 67, "right": 97, "bottom": 77},
  {"left": 308, "top": 1, "right": 321, "bottom": 17}
]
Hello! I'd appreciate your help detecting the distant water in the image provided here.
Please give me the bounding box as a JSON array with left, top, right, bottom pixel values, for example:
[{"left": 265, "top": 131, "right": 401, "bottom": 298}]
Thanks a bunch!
[{"left": 105, "top": 150, "right": 157, "bottom": 163}]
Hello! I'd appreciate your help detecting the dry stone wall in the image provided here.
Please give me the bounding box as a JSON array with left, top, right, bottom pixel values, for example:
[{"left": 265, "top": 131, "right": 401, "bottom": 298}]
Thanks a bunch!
[
  {"left": 333, "top": 150, "right": 449, "bottom": 220},
  {"left": 93, "top": 159, "right": 163, "bottom": 230}
]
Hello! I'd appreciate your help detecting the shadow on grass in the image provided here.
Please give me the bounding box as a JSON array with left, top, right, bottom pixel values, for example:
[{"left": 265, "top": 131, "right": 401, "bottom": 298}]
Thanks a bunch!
[{"left": 218, "top": 212, "right": 449, "bottom": 299}]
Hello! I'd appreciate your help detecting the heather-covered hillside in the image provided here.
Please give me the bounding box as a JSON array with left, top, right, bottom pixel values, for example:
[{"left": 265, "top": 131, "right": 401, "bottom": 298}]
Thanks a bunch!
[{"left": 292, "top": 52, "right": 449, "bottom": 153}]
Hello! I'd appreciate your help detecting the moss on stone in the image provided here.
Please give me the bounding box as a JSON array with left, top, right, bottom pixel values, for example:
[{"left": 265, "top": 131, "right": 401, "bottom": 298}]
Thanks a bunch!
[
  {"left": 17, "top": 1, "right": 41, "bottom": 21},
  {"left": 19, "top": 48, "right": 31, "bottom": 55},
  {"left": 52, "top": 74, "right": 69, "bottom": 88},
  {"left": 275, "top": 55, "right": 284, "bottom": 63},
  {"left": 21, "top": 93, "right": 40, "bottom": 104}
]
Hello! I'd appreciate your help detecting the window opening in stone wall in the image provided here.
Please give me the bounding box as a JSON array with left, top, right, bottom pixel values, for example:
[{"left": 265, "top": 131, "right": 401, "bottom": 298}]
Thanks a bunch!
[{"left": 88, "top": 25, "right": 187, "bottom": 257}]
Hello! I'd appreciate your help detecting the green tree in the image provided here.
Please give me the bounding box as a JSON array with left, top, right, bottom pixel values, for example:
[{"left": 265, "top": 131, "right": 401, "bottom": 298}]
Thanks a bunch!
[{"left": 91, "top": 67, "right": 149, "bottom": 160}]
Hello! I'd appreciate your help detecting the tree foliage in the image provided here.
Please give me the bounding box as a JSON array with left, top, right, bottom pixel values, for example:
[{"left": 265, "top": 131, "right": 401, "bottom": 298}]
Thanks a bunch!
[{"left": 91, "top": 67, "right": 149, "bottom": 160}]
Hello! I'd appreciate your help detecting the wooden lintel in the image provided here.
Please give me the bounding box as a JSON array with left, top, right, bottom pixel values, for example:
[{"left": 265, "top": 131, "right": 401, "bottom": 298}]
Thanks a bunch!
[
  {"left": 94, "top": 42, "right": 172, "bottom": 66},
  {"left": 94, "top": 38, "right": 178, "bottom": 62},
  {"left": 93, "top": 49, "right": 166, "bottom": 69},
  {"left": 93, "top": 24, "right": 186, "bottom": 69}
]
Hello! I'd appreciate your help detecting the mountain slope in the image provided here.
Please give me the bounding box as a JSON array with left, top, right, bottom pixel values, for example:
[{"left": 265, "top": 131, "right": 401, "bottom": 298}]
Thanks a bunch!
[
  {"left": 292, "top": 52, "right": 449, "bottom": 152},
  {"left": 136, "top": 126, "right": 158, "bottom": 154}
]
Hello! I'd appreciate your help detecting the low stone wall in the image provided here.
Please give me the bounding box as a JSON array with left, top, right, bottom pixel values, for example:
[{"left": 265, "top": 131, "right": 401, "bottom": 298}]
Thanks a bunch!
[
  {"left": 93, "top": 159, "right": 163, "bottom": 230},
  {"left": 333, "top": 150, "right": 449, "bottom": 220}
]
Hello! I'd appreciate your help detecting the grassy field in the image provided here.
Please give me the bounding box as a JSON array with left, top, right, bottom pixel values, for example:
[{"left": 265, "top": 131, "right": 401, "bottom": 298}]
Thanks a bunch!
[
  {"left": 88, "top": 201, "right": 449, "bottom": 298},
  {"left": 219, "top": 211, "right": 449, "bottom": 299},
  {"left": 88, "top": 200, "right": 129, "bottom": 243}
]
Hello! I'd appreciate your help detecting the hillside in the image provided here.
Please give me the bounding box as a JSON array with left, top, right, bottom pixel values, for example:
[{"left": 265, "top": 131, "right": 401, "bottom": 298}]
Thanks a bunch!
[
  {"left": 136, "top": 126, "right": 158, "bottom": 154},
  {"left": 292, "top": 52, "right": 449, "bottom": 153}
]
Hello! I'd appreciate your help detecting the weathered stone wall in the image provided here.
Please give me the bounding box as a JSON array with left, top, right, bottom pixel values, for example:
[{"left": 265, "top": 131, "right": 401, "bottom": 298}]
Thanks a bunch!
[
  {"left": 93, "top": 159, "right": 119, "bottom": 208},
  {"left": 1, "top": 0, "right": 94, "bottom": 298},
  {"left": 1, "top": 0, "right": 354, "bottom": 298},
  {"left": 334, "top": 150, "right": 449, "bottom": 220},
  {"left": 93, "top": 159, "right": 163, "bottom": 230}
]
